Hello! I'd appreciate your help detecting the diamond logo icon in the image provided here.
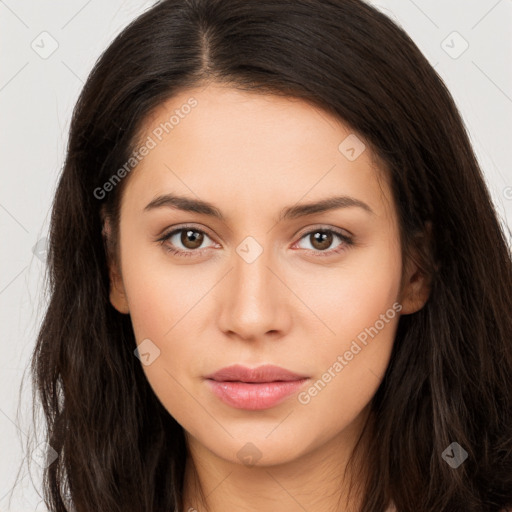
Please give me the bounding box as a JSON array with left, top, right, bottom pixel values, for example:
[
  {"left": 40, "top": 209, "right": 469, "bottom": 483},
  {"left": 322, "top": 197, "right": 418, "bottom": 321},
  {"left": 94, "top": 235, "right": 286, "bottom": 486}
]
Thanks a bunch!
[
  {"left": 441, "top": 31, "right": 469, "bottom": 60},
  {"left": 442, "top": 442, "right": 468, "bottom": 468},
  {"left": 32, "top": 237, "right": 48, "bottom": 262},
  {"left": 338, "top": 134, "right": 366, "bottom": 161},
  {"left": 32, "top": 442, "right": 58, "bottom": 468},
  {"left": 134, "top": 338, "right": 161, "bottom": 366},
  {"left": 236, "top": 236, "right": 263, "bottom": 264},
  {"left": 31, "top": 31, "right": 59, "bottom": 59},
  {"left": 236, "top": 442, "right": 262, "bottom": 467}
]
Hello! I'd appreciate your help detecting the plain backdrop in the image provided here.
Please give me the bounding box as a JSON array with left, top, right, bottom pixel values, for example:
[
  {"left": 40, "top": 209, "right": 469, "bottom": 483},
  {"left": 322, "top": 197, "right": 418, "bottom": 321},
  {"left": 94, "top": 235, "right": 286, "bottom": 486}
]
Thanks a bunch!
[{"left": 1, "top": 0, "right": 511, "bottom": 510}]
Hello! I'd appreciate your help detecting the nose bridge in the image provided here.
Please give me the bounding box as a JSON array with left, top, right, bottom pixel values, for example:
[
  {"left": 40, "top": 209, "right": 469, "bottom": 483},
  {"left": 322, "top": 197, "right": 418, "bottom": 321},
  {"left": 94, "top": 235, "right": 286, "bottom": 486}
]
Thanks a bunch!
[
  {"left": 219, "top": 234, "right": 285, "bottom": 338},
  {"left": 232, "top": 235, "right": 276, "bottom": 307}
]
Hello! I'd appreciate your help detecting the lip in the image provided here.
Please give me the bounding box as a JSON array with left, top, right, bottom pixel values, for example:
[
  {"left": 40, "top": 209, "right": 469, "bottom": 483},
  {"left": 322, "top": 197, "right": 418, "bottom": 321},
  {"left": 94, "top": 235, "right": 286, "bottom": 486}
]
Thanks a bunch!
[
  {"left": 205, "top": 364, "right": 307, "bottom": 383},
  {"left": 204, "top": 364, "right": 309, "bottom": 410}
]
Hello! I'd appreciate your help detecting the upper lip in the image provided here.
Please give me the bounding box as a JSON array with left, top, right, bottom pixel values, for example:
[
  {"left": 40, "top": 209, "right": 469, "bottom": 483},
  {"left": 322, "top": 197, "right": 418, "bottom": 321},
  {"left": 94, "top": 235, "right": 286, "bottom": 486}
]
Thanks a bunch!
[{"left": 205, "top": 364, "right": 308, "bottom": 383}]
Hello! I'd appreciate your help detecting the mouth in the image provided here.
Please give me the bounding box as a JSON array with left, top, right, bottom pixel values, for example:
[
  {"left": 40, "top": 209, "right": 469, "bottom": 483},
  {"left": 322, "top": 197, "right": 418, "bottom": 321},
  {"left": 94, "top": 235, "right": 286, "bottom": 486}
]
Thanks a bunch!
[{"left": 204, "top": 364, "right": 310, "bottom": 410}]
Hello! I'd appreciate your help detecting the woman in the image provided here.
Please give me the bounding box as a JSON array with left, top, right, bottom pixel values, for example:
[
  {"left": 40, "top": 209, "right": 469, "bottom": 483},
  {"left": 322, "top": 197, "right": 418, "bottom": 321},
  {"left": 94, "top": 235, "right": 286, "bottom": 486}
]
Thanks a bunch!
[{"left": 30, "top": 0, "right": 512, "bottom": 510}]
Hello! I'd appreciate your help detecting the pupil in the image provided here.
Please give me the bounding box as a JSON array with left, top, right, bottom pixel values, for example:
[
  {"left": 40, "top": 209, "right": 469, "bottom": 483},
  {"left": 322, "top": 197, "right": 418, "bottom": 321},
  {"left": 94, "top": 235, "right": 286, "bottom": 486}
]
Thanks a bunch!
[
  {"left": 313, "top": 231, "right": 332, "bottom": 250},
  {"left": 183, "top": 230, "right": 203, "bottom": 249}
]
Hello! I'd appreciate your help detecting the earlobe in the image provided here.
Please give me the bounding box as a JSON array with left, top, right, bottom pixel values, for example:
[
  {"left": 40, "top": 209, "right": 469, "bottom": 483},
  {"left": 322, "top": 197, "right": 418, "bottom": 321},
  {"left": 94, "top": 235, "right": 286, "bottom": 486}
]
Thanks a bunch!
[
  {"left": 399, "top": 266, "right": 431, "bottom": 315},
  {"left": 399, "top": 223, "right": 434, "bottom": 315},
  {"left": 102, "top": 214, "right": 130, "bottom": 315},
  {"left": 109, "top": 268, "right": 130, "bottom": 314}
]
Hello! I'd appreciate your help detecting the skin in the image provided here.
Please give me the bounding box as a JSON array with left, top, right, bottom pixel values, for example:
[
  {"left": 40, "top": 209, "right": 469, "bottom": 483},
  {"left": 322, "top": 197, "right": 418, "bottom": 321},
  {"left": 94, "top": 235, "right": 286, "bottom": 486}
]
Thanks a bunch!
[{"left": 106, "top": 83, "right": 430, "bottom": 511}]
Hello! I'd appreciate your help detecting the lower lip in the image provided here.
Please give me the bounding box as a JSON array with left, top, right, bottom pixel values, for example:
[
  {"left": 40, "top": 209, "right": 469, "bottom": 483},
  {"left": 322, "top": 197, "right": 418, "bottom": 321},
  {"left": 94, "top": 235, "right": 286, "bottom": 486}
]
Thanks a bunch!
[{"left": 206, "top": 379, "right": 309, "bottom": 410}]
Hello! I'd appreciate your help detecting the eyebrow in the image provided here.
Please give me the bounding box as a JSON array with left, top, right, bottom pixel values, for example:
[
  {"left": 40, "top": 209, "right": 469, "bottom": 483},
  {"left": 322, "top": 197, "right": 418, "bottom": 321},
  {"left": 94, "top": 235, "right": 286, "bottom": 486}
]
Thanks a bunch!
[{"left": 144, "top": 193, "right": 375, "bottom": 221}]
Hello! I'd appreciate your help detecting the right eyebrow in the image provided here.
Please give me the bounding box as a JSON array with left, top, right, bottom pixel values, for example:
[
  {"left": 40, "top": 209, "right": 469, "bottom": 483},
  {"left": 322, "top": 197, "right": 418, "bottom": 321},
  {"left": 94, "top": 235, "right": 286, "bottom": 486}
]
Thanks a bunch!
[{"left": 144, "top": 193, "right": 225, "bottom": 220}]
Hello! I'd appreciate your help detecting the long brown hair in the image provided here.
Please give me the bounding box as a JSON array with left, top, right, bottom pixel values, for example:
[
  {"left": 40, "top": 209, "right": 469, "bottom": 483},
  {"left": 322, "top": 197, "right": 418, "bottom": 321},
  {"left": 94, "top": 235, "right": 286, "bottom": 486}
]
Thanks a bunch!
[{"left": 26, "top": 0, "right": 512, "bottom": 510}]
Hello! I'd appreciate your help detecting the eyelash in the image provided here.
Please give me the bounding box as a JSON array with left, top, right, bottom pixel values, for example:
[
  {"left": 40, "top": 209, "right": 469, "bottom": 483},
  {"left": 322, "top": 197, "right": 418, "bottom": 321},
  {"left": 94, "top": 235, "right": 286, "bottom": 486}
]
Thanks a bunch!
[{"left": 157, "top": 224, "right": 354, "bottom": 258}]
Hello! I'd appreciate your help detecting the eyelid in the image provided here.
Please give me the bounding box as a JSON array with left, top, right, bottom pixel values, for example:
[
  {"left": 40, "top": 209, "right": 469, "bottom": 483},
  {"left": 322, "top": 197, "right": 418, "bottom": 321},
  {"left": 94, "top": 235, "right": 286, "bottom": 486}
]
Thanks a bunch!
[
  {"left": 157, "top": 223, "right": 218, "bottom": 246},
  {"left": 294, "top": 224, "right": 354, "bottom": 240},
  {"left": 291, "top": 225, "right": 354, "bottom": 256}
]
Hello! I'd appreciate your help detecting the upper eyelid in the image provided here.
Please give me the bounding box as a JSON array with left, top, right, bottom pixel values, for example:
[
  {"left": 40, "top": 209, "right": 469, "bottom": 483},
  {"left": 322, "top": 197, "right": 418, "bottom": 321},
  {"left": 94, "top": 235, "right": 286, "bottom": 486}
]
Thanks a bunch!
[
  {"left": 162, "top": 225, "right": 217, "bottom": 243},
  {"left": 295, "top": 225, "right": 352, "bottom": 239}
]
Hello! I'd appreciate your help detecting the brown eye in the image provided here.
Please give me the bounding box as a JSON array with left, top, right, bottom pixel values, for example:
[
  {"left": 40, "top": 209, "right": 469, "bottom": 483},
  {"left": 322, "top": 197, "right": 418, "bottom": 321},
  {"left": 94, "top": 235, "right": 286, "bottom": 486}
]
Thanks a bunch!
[
  {"left": 158, "top": 226, "right": 216, "bottom": 257},
  {"left": 180, "top": 229, "right": 204, "bottom": 249},
  {"left": 309, "top": 231, "right": 334, "bottom": 251},
  {"left": 295, "top": 228, "right": 353, "bottom": 257}
]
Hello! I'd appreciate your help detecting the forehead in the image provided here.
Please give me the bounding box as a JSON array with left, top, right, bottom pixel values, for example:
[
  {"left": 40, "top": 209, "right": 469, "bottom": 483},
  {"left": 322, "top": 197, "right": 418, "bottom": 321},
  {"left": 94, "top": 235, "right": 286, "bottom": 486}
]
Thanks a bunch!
[{"left": 122, "top": 84, "right": 393, "bottom": 221}]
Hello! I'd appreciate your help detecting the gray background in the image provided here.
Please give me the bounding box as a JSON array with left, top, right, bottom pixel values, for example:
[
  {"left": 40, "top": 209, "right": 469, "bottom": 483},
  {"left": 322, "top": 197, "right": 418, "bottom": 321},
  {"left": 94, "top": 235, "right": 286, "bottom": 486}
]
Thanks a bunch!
[{"left": 1, "top": 0, "right": 511, "bottom": 510}]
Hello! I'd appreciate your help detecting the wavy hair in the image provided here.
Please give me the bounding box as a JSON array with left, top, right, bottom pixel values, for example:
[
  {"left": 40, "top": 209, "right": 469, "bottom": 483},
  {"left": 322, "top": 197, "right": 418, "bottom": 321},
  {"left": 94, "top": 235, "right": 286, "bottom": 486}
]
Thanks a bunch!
[{"left": 27, "top": 0, "right": 512, "bottom": 510}]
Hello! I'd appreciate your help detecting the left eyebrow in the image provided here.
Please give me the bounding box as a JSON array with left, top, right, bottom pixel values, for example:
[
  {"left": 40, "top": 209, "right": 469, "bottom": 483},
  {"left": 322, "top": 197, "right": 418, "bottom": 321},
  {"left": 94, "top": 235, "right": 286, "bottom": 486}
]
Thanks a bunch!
[
  {"left": 278, "top": 195, "right": 375, "bottom": 221},
  {"left": 143, "top": 193, "right": 375, "bottom": 221}
]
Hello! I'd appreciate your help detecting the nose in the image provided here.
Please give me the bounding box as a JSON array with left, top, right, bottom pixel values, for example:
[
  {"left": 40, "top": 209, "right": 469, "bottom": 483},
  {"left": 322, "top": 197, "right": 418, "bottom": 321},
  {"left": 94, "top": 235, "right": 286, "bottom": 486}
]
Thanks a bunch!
[{"left": 216, "top": 241, "right": 292, "bottom": 342}]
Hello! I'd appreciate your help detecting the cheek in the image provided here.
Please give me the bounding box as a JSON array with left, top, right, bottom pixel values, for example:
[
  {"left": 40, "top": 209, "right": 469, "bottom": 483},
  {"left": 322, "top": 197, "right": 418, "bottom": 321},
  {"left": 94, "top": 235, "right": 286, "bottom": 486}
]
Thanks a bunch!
[
  {"left": 120, "top": 248, "right": 208, "bottom": 426},
  {"left": 124, "top": 272, "right": 209, "bottom": 392},
  {"left": 294, "top": 237, "right": 402, "bottom": 414},
  {"left": 302, "top": 234, "right": 403, "bottom": 347},
  {"left": 294, "top": 308, "right": 400, "bottom": 445},
  {"left": 117, "top": 235, "right": 207, "bottom": 394},
  {"left": 119, "top": 232, "right": 207, "bottom": 342}
]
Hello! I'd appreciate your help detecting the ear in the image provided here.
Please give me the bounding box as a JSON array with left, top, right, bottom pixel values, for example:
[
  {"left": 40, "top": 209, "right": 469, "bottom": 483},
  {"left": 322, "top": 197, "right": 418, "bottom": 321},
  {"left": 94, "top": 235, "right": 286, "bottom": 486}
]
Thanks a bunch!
[
  {"left": 102, "top": 213, "right": 130, "bottom": 314},
  {"left": 399, "top": 222, "right": 434, "bottom": 315}
]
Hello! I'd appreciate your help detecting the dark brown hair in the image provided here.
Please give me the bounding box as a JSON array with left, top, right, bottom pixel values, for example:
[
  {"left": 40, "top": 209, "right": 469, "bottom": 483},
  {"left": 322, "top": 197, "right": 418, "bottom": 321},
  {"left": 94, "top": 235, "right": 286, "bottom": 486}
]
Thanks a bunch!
[{"left": 25, "top": 0, "right": 512, "bottom": 510}]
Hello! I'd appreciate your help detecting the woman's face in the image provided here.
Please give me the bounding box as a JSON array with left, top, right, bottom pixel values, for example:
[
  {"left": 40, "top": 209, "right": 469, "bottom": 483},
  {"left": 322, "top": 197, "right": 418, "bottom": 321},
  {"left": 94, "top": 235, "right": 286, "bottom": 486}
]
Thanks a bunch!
[{"left": 107, "top": 84, "right": 428, "bottom": 467}]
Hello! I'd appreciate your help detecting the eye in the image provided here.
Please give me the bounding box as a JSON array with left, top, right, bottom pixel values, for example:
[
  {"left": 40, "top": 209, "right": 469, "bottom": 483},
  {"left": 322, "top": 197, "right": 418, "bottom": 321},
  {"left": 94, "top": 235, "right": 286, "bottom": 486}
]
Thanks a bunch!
[
  {"left": 157, "top": 225, "right": 217, "bottom": 257},
  {"left": 294, "top": 227, "right": 354, "bottom": 257},
  {"left": 157, "top": 225, "right": 354, "bottom": 258}
]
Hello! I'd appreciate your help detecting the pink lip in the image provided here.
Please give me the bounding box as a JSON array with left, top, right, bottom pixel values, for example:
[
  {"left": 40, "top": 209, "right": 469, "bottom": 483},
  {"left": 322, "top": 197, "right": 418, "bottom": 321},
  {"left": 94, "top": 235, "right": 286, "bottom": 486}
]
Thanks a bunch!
[{"left": 204, "top": 364, "right": 309, "bottom": 410}]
